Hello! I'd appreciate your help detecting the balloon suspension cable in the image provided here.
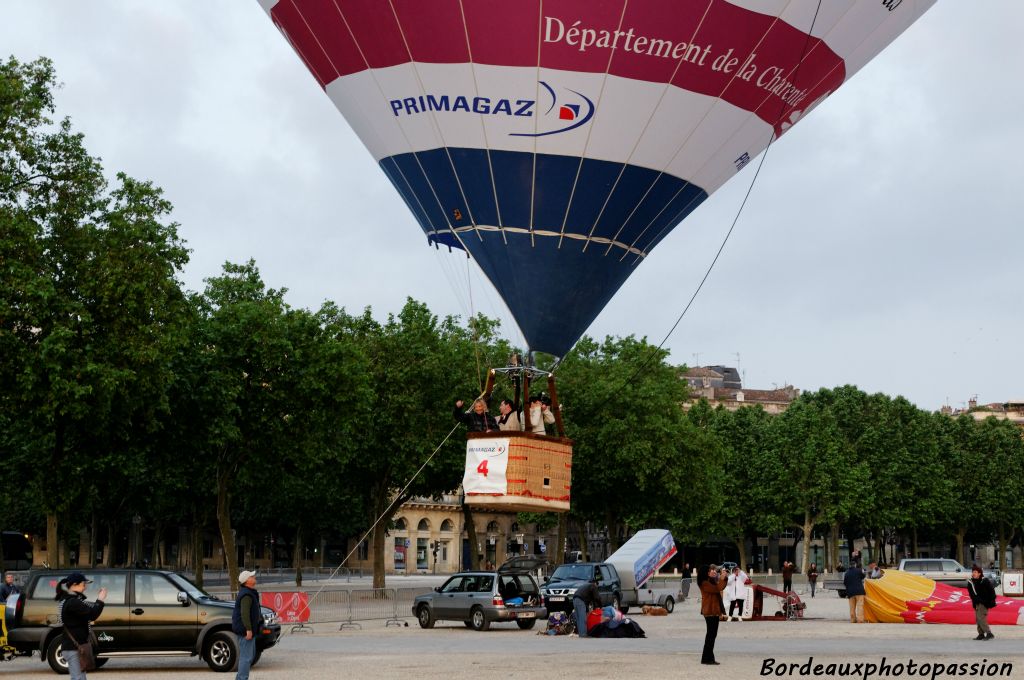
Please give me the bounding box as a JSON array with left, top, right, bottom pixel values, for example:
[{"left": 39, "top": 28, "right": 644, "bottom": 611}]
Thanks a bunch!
[
  {"left": 291, "top": 384, "right": 490, "bottom": 626},
  {"left": 614, "top": 0, "right": 824, "bottom": 390}
]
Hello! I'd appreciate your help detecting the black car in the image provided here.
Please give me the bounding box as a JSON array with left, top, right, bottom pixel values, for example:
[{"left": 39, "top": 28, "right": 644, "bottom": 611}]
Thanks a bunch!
[{"left": 539, "top": 562, "right": 623, "bottom": 613}]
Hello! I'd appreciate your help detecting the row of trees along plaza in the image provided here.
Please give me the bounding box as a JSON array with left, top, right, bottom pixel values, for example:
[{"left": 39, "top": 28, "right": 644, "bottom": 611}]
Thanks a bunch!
[{"left": 4, "top": 58, "right": 1024, "bottom": 588}]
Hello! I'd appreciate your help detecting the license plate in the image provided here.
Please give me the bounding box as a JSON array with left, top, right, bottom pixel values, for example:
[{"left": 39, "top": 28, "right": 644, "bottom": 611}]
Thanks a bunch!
[
  {"left": 548, "top": 596, "right": 565, "bottom": 602},
  {"left": 518, "top": 611, "right": 535, "bottom": 618}
]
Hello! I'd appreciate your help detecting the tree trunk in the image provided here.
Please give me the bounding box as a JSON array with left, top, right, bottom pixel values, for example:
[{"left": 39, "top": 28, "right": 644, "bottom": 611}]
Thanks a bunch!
[
  {"left": 371, "top": 516, "right": 387, "bottom": 589},
  {"left": 734, "top": 535, "right": 749, "bottom": 573},
  {"left": 216, "top": 471, "right": 238, "bottom": 592},
  {"left": 193, "top": 523, "right": 205, "bottom": 590},
  {"left": 830, "top": 523, "right": 840, "bottom": 572},
  {"left": 151, "top": 522, "right": 163, "bottom": 569},
  {"left": 577, "top": 522, "right": 589, "bottom": 562},
  {"left": 104, "top": 524, "right": 115, "bottom": 567},
  {"left": 997, "top": 522, "right": 1008, "bottom": 572},
  {"left": 801, "top": 511, "right": 814, "bottom": 572},
  {"left": 461, "top": 501, "right": 480, "bottom": 571},
  {"left": 86, "top": 515, "right": 97, "bottom": 568},
  {"left": 556, "top": 514, "right": 567, "bottom": 566},
  {"left": 954, "top": 526, "right": 967, "bottom": 566},
  {"left": 46, "top": 514, "right": 59, "bottom": 568},
  {"left": 293, "top": 528, "right": 304, "bottom": 587},
  {"left": 874, "top": 529, "right": 884, "bottom": 564},
  {"left": 912, "top": 527, "right": 919, "bottom": 558}
]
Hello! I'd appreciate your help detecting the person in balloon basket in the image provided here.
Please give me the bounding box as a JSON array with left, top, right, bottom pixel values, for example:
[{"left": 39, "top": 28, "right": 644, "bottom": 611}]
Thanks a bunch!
[
  {"left": 967, "top": 564, "right": 997, "bottom": 641},
  {"left": 453, "top": 398, "right": 498, "bottom": 432},
  {"left": 233, "top": 570, "right": 261, "bottom": 680},
  {"left": 698, "top": 565, "right": 728, "bottom": 665},
  {"left": 527, "top": 394, "right": 555, "bottom": 435},
  {"left": 55, "top": 572, "right": 108, "bottom": 680}
]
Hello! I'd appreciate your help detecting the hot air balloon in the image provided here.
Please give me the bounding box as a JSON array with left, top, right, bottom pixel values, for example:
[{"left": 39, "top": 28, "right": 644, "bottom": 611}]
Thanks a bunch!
[
  {"left": 259, "top": 0, "right": 935, "bottom": 513},
  {"left": 258, "top": 0, "right": 935, "bottom": 358}
]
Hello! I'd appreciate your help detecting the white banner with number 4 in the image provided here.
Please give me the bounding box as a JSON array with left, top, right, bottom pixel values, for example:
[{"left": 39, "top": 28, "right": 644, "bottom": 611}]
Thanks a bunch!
[{"left": 463, "top": 438, "right": 510, "bottom": 494}]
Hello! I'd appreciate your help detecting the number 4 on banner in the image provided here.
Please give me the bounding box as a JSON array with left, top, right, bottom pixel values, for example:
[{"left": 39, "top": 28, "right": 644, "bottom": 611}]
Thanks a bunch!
[{"left": 477, "top": 460, "right": 489, "bottom": 477}]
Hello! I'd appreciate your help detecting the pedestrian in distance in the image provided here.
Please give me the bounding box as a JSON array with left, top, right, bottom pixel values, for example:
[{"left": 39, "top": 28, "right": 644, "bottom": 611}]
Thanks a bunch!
[
  {"left": 698, "top": 565, "right": 728, "bottom": 665},
  {"left": 571, "top": 577, "right": 601, "bottom": 638},
  {"left": 233, "top": 570, "right": 261, "bottom": 680},
  {"left": 453, "top": 398, "right": 498, "bottom": 432},
  {"left": 807, "top": 563, "right": 819, "bottom": 598},
  {"left": 967, "top": 564, "right": 997, "bottom": 641},
  {"left": 54, "top": 572, "right": 108, "bottom": 680},
  {"left": 843, "top": 562, "right": 867, "bottom": 623},
  {"left": 726, "top": 566, "right": 748, "bottom": 621},
  {"left": 0, "top": 572, "right": 20, "bottom": 602},
  {"left": 782, "top": 560, "right": 795, "bottom": 593}
]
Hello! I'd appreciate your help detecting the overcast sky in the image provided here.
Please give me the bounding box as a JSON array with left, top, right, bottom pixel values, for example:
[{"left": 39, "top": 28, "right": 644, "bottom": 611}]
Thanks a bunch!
[{"left": 4, "top": 2, "right": 1022, "bottom": 411}]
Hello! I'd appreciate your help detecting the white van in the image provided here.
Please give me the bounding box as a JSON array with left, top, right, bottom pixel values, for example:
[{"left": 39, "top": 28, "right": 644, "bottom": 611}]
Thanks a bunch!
[{"left": 897, "top": 558, "right": 970, "bottom": 587}]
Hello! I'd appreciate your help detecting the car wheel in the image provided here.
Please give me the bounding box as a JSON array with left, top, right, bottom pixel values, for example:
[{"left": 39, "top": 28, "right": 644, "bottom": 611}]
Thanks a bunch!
[
  {"left": 463, "top": 621, "right": 473, "bottom": 628},
  {"left": 251, "top": 648, "right": 262, "bottom": 667},
  {"left": 470, "top": 606, "right": 490, "bottom": 631},
  {"left": 663, "top": 597, "right": 675, "bottom": 614},
  {"left": 417, "top": 604, "right": 435, "bottom": 629},
  {"left": 95, "top": 658, "right": 109, "bottom": 668},
  {"left": 46, "top": 636, "right": 70, "bottom": 675},
  {"left": 516, "top": 618, "right": 537, "bottom": 630},
  {"left": 204, "top": 631, "right": 238, "bottom": 673}
]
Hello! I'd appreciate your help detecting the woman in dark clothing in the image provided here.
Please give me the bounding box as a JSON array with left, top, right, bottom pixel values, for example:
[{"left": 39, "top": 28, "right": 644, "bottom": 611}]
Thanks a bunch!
[
  {"left": 55, "top": 572, "right": 107, "bottom": 680},
  {"left": 967, "top": 564, "right": 997, "bottom": 640},
  {"left": 807, "top": 563, "right": 819, "bottom": 598},
  {"left": 698, "top": 564, "right": 728, "bottom": 665},
  {"left": 453, "top": 398, "right": 498, "bottom": 432}
]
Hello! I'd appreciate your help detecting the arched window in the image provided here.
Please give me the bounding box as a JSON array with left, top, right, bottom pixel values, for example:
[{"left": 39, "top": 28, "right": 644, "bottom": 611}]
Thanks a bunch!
[
  {"left": 417, "top": 518, "right": 430, "bottom": 532},
  {"left": 394, "top": 518, "right": 407, "bottom": 531},
  {"left": 486, "top": 521, "right": 500, "bottom": 534},
  {"left": 440, "top": 519, "right": 454, "bottom": 532},
  {"left": 510, "top": 522, "right": 519, "bottom": 533}
]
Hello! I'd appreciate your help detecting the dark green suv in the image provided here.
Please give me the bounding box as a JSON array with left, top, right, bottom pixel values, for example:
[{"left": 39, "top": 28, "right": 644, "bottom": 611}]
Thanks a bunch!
[{"left": 4, "top": 569, "right": 281, "bottom": 674}]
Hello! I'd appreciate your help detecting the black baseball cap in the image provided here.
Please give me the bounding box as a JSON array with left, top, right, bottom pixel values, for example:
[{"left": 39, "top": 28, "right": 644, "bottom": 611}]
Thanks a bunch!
[{"left": 64, "top": 572, "right": 93, "bottom": 585}]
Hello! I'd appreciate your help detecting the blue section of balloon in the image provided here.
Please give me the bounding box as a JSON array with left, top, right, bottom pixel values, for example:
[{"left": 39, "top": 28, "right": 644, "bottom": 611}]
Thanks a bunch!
[{"left": 380, "top": 148, "right": 708, "bottom": 356}]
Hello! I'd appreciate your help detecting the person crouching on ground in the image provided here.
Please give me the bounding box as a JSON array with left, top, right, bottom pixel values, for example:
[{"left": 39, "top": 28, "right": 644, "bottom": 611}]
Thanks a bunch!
[
  {"left": 571, "top": 577, "right": 601, "bottom": 637},
  {"left": 698, "top": 565, "right": 728, "bottom": 665},
  {"left": 55, "top": 572, "right": 108, "bottom": 680},
  {"left": 233, "top": 570, "right": 261, "bottom": 680},
  {"left": 967, "top": 564, "right": 997, "bottom": 640}
]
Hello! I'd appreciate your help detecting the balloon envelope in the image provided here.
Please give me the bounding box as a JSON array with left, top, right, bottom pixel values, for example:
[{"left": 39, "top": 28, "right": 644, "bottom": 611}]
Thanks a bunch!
[{"left": 260, "top": 0, "right": 935, "bottom": 356}]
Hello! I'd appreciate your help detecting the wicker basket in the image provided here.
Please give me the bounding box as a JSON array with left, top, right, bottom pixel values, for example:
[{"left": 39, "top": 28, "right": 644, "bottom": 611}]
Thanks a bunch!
[{"left": 464, "top": 432, "right": 572, "bottom": 513}]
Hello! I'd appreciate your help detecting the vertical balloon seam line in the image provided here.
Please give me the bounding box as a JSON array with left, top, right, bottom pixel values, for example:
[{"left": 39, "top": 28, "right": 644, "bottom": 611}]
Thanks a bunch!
[
  {"left": 623, "top": 0, "right": 849, "bottom": 264},
  {"left": 529, "top": 0, "right": 546, "bottom": 248},
  {"left": 385, "top": 0, "right": 485, "bottom": 247},
  {"left": 455, "top": 0, "right": 508, "bottom": 247},
  {"left": 556, "top": 0, "right": 631, "bottom": 252},
  {"left": 593, "top": 0, "right": 720, "bottom": 258},
  {"left": 386, "top": 0, "right": 527, "bottom": 348},
  {"left": 273, "top": 9, "right": 326, "bottom": 89},
  {"left": 327, "top": 0, "right": 467, "bottom": 259},
  {"left": 614, "top": 2, "right": 797, "bottom": 263},
  {"left": 614, "top": 0, "right": 826, "bottom": 389}
]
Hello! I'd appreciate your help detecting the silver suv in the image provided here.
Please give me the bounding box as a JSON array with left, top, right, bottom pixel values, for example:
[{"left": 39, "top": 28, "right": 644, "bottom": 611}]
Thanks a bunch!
[
  {"left": 412, "top": 566, "right": 546, "bottom": 631},
  {"left": 897, "top": 558, "right": 980, "bottom": 587}
]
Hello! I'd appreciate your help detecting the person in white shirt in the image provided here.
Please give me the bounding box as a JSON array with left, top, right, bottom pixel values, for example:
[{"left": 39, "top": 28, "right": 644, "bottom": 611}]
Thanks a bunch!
[{"left": 725, "top": 567, "right": 749, "bottom": 621}]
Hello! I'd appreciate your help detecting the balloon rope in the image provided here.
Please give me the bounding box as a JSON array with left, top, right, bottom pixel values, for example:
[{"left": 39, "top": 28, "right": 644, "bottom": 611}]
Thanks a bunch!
[
  {"left": 291, "top": 385, "right": 488, "bottom": 628},
  {"left": 610, "top": 0, "right": 824, "bottom": 387}
]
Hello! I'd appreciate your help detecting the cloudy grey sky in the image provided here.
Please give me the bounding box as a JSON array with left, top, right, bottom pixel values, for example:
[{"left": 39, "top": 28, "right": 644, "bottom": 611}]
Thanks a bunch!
[{"left": 4, "top": 2, "right": 1022, "bottom": 410}]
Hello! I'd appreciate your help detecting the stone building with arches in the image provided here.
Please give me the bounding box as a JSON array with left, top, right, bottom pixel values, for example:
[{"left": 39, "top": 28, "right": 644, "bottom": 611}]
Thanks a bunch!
[{"left": 346, "top": 493, "right": 559, "bottom": 574}]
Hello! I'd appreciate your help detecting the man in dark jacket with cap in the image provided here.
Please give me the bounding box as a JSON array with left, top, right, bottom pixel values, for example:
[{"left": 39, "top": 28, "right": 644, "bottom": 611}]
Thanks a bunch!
[
  {"left": 843, "top": 564, "right": 867, "bottom": 623},
  {"left": 0, "top": 572, "right": 20, "bottom": 602},
  {"left": 232, "top": 570, "right": 261, "bottom": 680}
]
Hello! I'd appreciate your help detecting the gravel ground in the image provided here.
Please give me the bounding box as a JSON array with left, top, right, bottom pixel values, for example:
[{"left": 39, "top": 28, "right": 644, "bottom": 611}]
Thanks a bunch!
[{"left": 4, "top": 588, "right": 1022, "bottom": 679}]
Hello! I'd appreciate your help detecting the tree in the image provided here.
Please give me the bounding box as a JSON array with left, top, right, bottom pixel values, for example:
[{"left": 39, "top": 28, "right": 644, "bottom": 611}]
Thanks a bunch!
[{"left": 1, "top": 57, "right": 189, "bottom": 566}]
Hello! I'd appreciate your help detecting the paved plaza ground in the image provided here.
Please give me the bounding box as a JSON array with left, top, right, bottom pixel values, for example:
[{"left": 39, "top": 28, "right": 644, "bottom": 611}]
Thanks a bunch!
[{"left": 4, "top": 580, "right": 1023, "bottom": 679}]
